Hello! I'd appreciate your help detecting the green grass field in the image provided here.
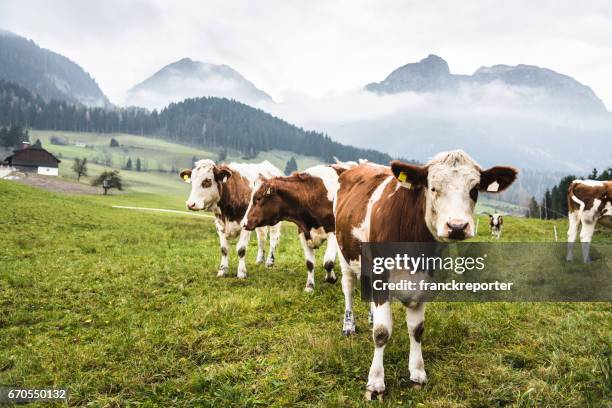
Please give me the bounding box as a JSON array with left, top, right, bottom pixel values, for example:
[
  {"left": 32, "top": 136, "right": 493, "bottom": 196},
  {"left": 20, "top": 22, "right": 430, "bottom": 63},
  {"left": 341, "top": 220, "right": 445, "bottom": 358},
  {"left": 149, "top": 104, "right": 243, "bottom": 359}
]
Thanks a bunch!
[{"left": 1, "top": 180, "right": 610, "bottom": 407}]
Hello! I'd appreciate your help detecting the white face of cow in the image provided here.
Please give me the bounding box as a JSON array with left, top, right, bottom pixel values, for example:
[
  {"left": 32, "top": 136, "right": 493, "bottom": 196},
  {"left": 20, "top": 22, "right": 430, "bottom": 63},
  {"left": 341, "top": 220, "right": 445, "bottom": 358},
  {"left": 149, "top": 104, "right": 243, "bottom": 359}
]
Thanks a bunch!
[
  {"left": 179, "top": 159, "right": 229, "bottom": 211},
  {"left": 391, "top": 150, "right": 518, "bottom": 242}
]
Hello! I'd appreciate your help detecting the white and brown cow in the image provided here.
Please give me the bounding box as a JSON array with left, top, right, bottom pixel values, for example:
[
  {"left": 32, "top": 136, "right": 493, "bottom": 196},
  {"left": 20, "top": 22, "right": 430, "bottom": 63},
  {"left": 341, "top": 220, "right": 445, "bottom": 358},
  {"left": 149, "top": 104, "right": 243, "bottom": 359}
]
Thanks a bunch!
[
  {"left": 566, "top": 179, "right": 611, "bottom": 263},
  {"left": 333, "top": 150, "right": 517, "bottom": 399},
  {"left": 180, "top": 159, "right": 283, "bottom": 278},
  {"left": 489, "top": 213, "right": 503, "bottom": 239},
  {"left": 241, "top": 163, "right": 355, "bottom": 291}
]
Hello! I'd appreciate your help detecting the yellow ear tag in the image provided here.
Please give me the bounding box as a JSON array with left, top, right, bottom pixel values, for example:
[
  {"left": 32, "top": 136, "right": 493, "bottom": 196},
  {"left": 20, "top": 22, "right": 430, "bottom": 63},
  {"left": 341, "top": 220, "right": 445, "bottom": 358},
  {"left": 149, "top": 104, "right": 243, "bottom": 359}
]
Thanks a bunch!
[
  {"left": 183, "top": 174, "right": 190, "bottom": 182},
  {"left": 397, "top": 171, "right": 412, "bottom": 189}
]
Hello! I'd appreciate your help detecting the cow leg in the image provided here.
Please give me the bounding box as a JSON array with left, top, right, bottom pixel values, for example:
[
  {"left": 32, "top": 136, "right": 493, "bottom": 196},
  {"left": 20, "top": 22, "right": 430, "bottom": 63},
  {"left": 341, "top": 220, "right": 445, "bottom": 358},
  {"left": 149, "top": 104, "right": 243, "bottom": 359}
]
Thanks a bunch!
[
  {"left": 298, "top": 232, "right": 316, "bottom": 292},
  {"left": 266, "top": 222, "right": 281, "bottom": 268},
  {"left": 322, "top": 233, "right": 338, "bottom": 283},
  {"left": 338, "top": 253, "right": 355, "bottom": 335},
  {"left": 566, "top": 210, "right": 580, "bottom": 261},
  {"left": 255, "top": 227, "right": 266, "bottom": 264},
  {"left": 215, "top": 220, "right": 229, "bottom": 277},
  {"left": 236, "top": 229, "right": 252, "bottom": 278},
  {"left": 406, "top": 303, "right": 427, "bottom": 387},
  {"left": 365, "top": 301, "right": 392, "bottom": 400},
  {"left": 579, "top": 217, "right": 596, "bottom": 263}
]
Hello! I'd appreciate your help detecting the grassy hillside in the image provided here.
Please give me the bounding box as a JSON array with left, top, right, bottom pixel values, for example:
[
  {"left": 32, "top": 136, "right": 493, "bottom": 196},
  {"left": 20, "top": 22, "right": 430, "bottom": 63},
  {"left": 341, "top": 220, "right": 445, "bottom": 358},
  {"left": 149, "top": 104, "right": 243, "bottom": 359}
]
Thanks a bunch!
[
  {"left": 1, "top": 180, "right": 610, "bottom": 407},
  {"left": 32, "top": 130, "right": 323, "bottom": 174}
]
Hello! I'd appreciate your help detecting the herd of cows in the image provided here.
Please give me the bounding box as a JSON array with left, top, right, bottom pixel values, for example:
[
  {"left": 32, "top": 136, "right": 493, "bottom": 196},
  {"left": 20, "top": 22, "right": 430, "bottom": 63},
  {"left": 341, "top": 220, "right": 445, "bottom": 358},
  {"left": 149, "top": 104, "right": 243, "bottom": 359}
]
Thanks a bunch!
[{"left": 177, "top": 150, "right": 610, "bottom": 399}]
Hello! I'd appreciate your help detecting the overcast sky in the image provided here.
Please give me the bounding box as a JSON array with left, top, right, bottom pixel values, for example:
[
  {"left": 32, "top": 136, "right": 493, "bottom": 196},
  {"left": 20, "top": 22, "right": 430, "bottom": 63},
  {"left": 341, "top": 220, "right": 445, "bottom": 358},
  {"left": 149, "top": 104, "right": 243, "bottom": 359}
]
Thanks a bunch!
[{"left": 1, "top": 0, "right": 611, "bottom": 109}]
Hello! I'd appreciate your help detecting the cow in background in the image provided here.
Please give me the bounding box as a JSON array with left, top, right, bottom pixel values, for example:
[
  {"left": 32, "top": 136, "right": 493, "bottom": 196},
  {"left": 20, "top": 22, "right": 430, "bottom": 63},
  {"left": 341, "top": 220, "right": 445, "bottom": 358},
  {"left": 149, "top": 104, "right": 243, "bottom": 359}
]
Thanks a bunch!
[
  {"left": 334, "top": 150, "right": 517, "bottom": 399},
  {"left": 566, "top": 179, "right": 612, "bottom": 263},
  {"left": 180, "top": 159, "right": 283, "bottom": 278},
  {"left": 489, "top": 213, "right": 503, "bottom": 239}
]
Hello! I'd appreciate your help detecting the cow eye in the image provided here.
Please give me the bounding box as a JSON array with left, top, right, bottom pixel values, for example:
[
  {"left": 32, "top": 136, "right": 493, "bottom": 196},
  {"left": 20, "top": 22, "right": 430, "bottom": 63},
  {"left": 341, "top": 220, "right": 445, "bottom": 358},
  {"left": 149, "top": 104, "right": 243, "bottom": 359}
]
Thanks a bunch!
[
  {"left": 201, "top": 178, "right": 212, "bottom": 188},
  {"left": 430, "top": 187, "right": 436, "bottom": 192},
  {"left": 470, "top": 187, "right": 479, "bottom": 202}
]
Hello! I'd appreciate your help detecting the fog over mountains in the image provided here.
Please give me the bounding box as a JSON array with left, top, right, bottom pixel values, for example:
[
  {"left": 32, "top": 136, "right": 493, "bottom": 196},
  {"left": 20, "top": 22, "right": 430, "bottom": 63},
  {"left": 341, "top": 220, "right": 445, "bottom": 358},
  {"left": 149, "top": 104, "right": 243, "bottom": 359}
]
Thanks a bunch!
[
  {"left": 365, "top": 54, "right": 607, "bottom": 115},
  {"left": 0, "top": 30, "right": 109, "bottom": 107},
  {"left": 0, "top": 29, "right": 609, "bottom": 176},
  {"left": 124, "top": 58, "right": 272, "bottom": 110},
  {"left": 266, "top": 54, "right": 611, "bottom": 174}
]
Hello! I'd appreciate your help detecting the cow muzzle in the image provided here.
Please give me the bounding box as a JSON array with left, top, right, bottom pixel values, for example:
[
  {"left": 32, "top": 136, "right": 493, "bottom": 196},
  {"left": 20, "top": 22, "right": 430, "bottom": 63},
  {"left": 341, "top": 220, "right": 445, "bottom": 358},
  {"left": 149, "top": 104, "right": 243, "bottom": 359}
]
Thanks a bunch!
[{"left": 445, "top": 219, "right": 471, "bottom": 240}]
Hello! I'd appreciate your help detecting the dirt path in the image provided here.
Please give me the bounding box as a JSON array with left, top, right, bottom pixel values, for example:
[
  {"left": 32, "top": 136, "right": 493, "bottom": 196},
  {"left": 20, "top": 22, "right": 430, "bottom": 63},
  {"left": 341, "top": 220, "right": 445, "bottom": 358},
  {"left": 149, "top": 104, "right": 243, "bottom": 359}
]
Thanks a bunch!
[
  {"left": 6, "top": 173, "right": 100, "bottom": 194},
  {"left": 111, "top": 205, "right": 215, "bottom": 218}
]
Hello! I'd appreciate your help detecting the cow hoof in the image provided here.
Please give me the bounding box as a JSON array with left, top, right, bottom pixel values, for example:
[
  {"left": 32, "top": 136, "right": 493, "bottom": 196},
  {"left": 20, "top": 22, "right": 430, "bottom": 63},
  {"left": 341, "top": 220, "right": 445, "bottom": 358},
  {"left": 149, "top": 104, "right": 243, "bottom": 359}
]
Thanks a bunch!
[
  {"left": 324, "top": 275, "right": 338, "bottom": 284},
  {"left": 304, "top": 284, "right": 314, "bottom": 293},
  {"left": 409, "top": 381, "right": 425, "bottom": 390},
  {"left": 565, "top": 256, "right": 573, "bottom": 262},
  {"left": 342, "top": 328, "right": 356, "bottom": 336},
  {"left": 409, "top": 369, "right": 427, "bottom": 386},
  {"left": 217, "top": 269, "right": 228, "bottom": 277},
  {"left": 255, "top": 257, "right": 265, "bottom": 265},
  {"left": 265, "top": 259, "right": 274, "bottom": 268},
  {"left": 237, "top": 272, "right": 247, "bottom": 279},
  {"left": 364, "top": 389, "right": 384, "bottom": 401}
]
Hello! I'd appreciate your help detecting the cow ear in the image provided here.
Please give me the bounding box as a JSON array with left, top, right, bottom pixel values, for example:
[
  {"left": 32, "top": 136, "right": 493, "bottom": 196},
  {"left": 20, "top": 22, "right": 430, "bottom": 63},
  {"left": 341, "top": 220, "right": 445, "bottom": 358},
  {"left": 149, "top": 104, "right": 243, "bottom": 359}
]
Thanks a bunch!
[
  {"left": 264, "top": 184, "right": 275, "bottom": 196},
  {"left": 214, "top": 166, "right": 232, "bottom": 183},
  {"left": 390, "top": 160, "right": 428, "bottom": 189},
  {"left": 480, "top": 166, "right": 518, "bottom": 193},
  {"left": 179, "top": 169, "right": 192, "bottom": 183}
]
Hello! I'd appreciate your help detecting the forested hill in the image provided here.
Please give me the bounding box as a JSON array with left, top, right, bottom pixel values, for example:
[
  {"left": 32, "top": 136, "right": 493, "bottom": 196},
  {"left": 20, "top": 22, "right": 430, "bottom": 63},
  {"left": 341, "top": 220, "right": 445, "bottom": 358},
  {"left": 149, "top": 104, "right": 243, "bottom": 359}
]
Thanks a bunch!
[
  {"left": 0, "top": 30, "right": 109, "bottom": 108},
  {"left": 0, "top": 79, "right": 393, "bottom": 163}
]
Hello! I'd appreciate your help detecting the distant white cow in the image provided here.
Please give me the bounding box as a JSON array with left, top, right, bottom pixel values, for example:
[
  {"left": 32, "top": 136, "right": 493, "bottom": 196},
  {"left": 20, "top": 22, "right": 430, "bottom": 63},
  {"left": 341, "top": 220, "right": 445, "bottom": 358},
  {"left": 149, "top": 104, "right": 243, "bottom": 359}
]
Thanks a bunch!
[
  {"left": 180, "top": 160, "right": 283, "bottom": 278},
  {"left": 489, "top": 213, "right": 503, "bottom": 239},
  {"left": 566, "top": 179, "right": 612, "bottom": 263}
]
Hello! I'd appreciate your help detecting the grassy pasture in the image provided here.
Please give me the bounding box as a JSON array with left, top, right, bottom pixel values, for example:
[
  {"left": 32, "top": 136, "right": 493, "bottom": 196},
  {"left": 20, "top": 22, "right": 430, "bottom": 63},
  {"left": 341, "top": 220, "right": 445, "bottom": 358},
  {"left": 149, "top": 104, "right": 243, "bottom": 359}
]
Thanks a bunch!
[{"left": 0, "top": 180, "right": 610, "bottom": 407}]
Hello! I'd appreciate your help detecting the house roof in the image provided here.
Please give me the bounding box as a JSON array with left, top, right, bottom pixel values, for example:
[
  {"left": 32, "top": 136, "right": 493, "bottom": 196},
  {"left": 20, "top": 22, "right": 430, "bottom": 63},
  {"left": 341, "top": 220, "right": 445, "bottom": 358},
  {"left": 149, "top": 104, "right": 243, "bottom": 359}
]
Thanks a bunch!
[{"left": 2, "top": 146, "right": 61, "bottom": 167}]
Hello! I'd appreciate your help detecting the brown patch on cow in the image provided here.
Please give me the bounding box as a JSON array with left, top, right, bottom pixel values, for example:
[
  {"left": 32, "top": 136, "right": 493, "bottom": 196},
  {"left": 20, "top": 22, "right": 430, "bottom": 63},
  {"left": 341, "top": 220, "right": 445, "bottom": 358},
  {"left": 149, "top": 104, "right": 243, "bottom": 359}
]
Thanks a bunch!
[
  {"left": 568, "top": 181, "right": 611, "bottom": 213},
  {"left": 414, "top": 322, "right": 424, "bottom": 343},
  {"left": 373, "top": 325, "right": 389, "bottom": 347},
  {"left": 215, "top": 165, "right": 252, "bottom": 222},
  {"left": 324, "top": 260, "right": 335, "bottom": 272},
  {"left": 237, "top": 247, "right": 246, "bottom": 258},
  {"left": 306, "top": 260, "right": 314, "bottom": 271},
  {"left": 246, "top": 172, "right": 336, "bottom": 235},
  {"left": 334, "top": 164, "right": 392, "bottom": 262}
]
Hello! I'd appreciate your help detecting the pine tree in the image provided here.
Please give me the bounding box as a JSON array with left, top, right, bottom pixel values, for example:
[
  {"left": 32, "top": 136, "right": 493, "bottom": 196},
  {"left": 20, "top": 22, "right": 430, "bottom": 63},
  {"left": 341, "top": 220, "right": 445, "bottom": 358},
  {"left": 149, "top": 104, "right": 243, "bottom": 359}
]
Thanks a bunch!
[
  {"left": 136, "top": 157, "right": 141, "bottom": 172},
  {"left": 284, "top": 156, "right": 298, "bottom": 175},
  {"left": 110, "top": 137, "right": 119, "bottom": 147},
  {"left": 125, "top": 157, "right": 133, "bottom": 170}
]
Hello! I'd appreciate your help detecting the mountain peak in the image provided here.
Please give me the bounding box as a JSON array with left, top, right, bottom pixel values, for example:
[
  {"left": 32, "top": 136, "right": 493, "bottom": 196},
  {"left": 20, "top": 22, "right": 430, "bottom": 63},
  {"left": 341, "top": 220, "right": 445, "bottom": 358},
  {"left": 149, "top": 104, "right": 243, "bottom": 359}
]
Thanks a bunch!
[
  {"left": 125, "top": 58, "right": 272, "bottom": 110},
  {"left": 365, "top": 54, "right": 607, "bottom": 114},
  {"left": 365, "top": 54, "right": 452, "bottom": 93}
]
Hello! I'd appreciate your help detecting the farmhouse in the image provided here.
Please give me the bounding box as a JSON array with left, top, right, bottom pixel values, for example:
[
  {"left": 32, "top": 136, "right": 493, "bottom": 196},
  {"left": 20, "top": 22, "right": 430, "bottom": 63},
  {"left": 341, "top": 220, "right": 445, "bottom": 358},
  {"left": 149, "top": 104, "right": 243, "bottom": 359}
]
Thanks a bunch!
[{"left": 2, "top": 142, "right": 61, "bottom": 176}]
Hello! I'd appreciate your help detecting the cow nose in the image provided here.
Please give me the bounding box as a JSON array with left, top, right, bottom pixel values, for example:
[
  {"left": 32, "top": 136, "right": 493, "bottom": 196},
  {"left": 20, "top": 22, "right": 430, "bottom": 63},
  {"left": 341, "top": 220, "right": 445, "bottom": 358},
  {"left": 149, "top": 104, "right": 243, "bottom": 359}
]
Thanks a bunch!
[
  {"left": 187, "top": 202, "right": 196, "bottom": 210},
  {"left": 447, "top": 219, "right": 469, "bottom": 234}
]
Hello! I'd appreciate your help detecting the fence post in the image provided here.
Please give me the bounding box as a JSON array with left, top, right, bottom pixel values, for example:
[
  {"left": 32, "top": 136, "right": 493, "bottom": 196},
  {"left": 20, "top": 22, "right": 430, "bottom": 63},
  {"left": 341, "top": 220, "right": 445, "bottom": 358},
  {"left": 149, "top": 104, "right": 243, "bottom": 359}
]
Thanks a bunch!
[{"left": 553, "top": 225, "right": 558, "bottom": 242}]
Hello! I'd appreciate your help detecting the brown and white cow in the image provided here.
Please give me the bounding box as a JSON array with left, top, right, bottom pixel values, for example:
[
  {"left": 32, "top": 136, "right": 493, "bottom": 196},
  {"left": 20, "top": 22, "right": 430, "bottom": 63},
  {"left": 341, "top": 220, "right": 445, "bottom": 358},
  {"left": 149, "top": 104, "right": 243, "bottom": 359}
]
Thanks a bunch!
[
  {"left": 333, "top": 150, "right": 517, "bottom": 399},
  {"left": 179, "top": 159, "right": 283, "bottom": 278},
  {"left": 566, "top": 179, "right": 612, "bottom": 263},
  {"left": 241, "top": 163, "right": 355, "bottom": 291},
  {"left": 489, "top": 213, "right": 503, "bottom": 239}
]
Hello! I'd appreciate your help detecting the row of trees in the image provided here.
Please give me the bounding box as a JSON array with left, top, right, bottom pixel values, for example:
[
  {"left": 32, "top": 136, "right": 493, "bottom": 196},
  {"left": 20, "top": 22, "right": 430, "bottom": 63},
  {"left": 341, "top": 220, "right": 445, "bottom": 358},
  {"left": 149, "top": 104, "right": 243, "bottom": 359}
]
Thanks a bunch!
[
  {"left": 0, "top": 79, "right": 394, "bottom": 164},
  {"left": 526, "top": 167, "right": 611, "bottom": 219}
]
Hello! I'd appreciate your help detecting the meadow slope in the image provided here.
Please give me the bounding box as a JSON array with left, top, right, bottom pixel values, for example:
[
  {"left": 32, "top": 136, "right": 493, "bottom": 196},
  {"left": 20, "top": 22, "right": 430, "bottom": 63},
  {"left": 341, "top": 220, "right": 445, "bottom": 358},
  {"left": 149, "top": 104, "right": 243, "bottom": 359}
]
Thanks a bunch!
[{"left": 0, "top": 180, "right": 610, "bottom": 407}]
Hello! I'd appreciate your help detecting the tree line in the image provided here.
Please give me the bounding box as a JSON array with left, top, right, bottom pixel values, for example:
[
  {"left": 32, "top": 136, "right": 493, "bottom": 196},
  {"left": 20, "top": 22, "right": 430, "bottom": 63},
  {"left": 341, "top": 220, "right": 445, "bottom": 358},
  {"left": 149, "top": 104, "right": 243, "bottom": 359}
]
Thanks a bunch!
[
  {"left": 0, "top": 79, "right": 394, "bottom": 164},
  {"left": 526, "top": 166, "right": 611, "bottom": 219}
]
